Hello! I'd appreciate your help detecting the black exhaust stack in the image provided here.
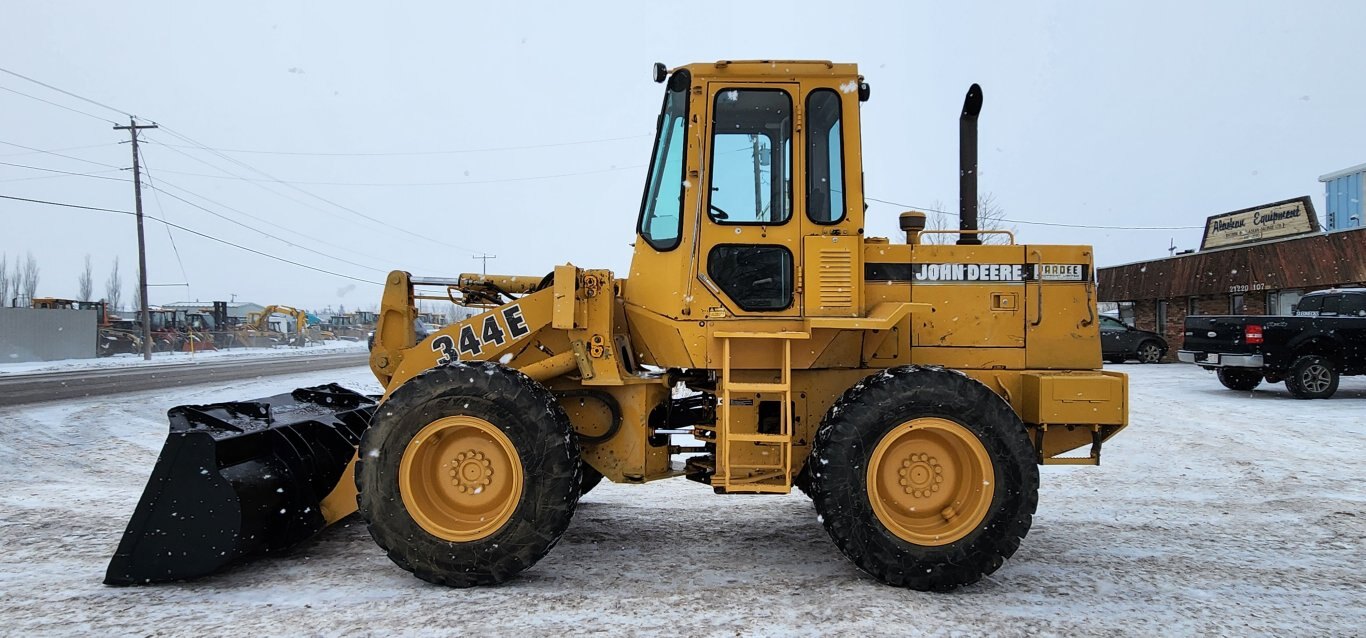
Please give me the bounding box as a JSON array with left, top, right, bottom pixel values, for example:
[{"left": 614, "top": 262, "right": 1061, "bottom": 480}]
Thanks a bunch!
[{"left": 958, "top": 84, "right": 983, "bottom": 246}]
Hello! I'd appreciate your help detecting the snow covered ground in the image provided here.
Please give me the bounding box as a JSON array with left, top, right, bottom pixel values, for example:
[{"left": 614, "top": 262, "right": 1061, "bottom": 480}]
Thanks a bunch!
[
  {"left": 0, "top": 339, "right": 368, "bottom": 376},
  {"left": 0, "top": 364, "right": 1362, "bottom": 636}
]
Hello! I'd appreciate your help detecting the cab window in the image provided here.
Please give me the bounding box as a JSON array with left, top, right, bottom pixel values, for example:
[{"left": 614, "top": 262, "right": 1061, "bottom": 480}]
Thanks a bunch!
[
  {"left": 707, "top": 89, "right": 792, "bottom": 224},
  {"left": 707, "top": 245, "right": 793, "bottom": 311},
  {"left": 806, "top": 89, "right": 845, "bottom": 223},
  {"left": 637, "top": 71, "right": 690, "bottom": 250}
]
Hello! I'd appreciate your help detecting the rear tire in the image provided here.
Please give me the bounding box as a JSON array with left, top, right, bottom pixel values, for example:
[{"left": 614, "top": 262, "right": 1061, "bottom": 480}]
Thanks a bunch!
[
  {"left": 1285, "top": 355, "right": 1339, "bottom": 399},
  {"left": 809, "top": 366, "right": 1038, "bottom": 591},
  {"left": 356, "top": 362, "right": 581, "bottom": 587},
  {"left": 1136, "top": 341, "right": 1164, "bottom": 364},
  {"left": 1216, "top": 368, "right": 1263, "bottom": 391}
]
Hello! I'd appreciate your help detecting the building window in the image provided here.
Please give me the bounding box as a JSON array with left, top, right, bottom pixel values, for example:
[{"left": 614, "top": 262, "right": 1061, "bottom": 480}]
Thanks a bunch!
[
  {"left": 1186, "top": 297, "right": 1197, "bottom": 316},
  {"left": 1156, "top": 300, "right": 1168, "bottom": 332},
  {"left": 1118, "top": 301, "right": 1136, "bottom": 326},
  {"left": 1230, "top": 294, "right": 1244, "bottom": 314}
]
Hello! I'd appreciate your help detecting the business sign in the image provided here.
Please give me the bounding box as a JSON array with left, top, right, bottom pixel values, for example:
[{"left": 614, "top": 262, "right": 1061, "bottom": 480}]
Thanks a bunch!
[{"left": 1200, "top": 196, "right": 1320, "bottom": 251}]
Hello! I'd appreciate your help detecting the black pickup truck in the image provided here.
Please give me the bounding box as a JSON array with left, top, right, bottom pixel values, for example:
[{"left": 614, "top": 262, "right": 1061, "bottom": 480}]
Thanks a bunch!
[{"left": 1178, "top": 288, "right": 1366, "bottom": 399}]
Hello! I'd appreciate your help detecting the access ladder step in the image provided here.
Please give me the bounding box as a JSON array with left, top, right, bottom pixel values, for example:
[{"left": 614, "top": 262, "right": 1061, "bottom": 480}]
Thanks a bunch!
[
  {"left": 727, "top": 433, "right": 790, "bottom": 443},
  {"left": 723, "top": 382, "right": 789, "bottom": 393}
]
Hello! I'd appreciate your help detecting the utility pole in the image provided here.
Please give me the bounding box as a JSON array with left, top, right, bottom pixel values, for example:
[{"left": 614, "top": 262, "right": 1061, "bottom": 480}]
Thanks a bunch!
[
  {"left": 750, "top": 134, "right": 763, "bottom": 221},
  {"left": 114, "top": 117, "right": 158, "bottom": 361},
  {"left": 473, "top": 254, "right": 496, "bottom": 275}
]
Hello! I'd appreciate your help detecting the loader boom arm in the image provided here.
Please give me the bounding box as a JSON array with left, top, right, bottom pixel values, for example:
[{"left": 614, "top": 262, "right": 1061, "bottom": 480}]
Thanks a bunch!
[{"left": 369, "top": 265, "right": 601, "bottom": 394}]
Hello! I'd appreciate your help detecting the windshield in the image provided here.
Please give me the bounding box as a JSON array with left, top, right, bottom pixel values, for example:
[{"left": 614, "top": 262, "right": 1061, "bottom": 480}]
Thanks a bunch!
[{"left": 637, "top": 70, "right": 690, "bottom": 251}]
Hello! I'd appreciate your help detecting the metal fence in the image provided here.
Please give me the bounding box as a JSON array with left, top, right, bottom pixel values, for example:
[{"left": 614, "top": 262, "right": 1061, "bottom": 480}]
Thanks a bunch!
[{"left": 0, "top": 308, "right": 97, "bottom": 364}]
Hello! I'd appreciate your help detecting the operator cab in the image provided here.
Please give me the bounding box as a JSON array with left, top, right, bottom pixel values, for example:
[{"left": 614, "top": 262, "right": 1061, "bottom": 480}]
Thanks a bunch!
[{"left": 627, "top": 61, "right": 870, "bottom": 322}]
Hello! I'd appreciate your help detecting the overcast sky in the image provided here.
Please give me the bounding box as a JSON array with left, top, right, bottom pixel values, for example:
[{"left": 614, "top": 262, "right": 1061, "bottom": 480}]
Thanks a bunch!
[{"left": 3, "top": 1, "right": 1364, "bottom": 311}]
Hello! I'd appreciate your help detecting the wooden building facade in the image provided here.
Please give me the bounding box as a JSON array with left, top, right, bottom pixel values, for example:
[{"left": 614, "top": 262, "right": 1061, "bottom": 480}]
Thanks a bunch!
[{"left": 1097, "top": 227, "right": 1366, "bottom": 359}]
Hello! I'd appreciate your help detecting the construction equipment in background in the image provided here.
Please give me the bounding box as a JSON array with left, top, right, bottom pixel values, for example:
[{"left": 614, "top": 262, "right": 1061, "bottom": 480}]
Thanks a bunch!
[
  {"left": 108, "top": 61, "right": 1128, "bottom": 592},
  {"left": 320, "top": 312, "right": 368, "bottom": 341},
  {"left": 32, "top": 298, "right": 235, "bottom": 356},
  {"left": 231, "top": 304, "right": 312, "bottom": 347}
]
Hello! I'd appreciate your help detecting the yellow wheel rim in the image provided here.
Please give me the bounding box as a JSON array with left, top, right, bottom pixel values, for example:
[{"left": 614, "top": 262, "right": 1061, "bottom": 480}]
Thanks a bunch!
[
  {"left": 399, "top": 416, "right": 523, "bottom": 542},
  {"left": 866, "top": 417, "right": 994, "bottom": 546}
]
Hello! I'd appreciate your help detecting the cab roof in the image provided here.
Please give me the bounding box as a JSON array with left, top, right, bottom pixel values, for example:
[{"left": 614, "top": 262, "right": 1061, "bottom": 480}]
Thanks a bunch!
[{"left": 679, "top": 60, "right": 860, "bottom": 81}]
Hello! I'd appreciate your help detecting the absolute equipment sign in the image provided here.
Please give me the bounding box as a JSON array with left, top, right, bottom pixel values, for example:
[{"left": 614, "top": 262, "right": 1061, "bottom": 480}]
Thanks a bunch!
[{"left": 1200, "top": 196, "right": 1320, "bottom": 251}]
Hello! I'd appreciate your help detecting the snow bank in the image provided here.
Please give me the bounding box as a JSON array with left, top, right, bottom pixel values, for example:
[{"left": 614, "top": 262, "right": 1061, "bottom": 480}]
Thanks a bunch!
[
  {"left": 0, "top": 339, "right": 368, "bottom": 377},
  {"left": 0, "top": 364, "right": 1361, "bottom": 635}
]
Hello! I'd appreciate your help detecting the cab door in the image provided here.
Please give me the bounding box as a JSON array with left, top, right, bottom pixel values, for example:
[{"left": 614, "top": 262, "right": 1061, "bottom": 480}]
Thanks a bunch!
[{"left": 696, "top": 83, "right": 803, "bottom": 317}]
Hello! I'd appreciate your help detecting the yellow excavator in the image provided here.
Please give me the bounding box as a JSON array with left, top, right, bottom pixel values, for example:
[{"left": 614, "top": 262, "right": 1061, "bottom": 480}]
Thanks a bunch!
[
  {"left": 233, "top": 304, "right": 312, "bottom": 347},
  {"left": 107, "top": 60, "right": 1128, "bottom": 591}
]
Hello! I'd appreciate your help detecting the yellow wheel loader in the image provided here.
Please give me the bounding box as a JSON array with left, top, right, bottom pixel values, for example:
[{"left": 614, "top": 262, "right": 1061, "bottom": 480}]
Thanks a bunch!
[{"left": 107, "top": 60, "right": 1128, "bottom": 591}]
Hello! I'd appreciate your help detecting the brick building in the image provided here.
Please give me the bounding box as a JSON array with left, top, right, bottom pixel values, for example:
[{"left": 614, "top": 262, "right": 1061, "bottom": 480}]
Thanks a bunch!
[{"left": 1097, "top": 197, "right": 1366, "bottom": 360}]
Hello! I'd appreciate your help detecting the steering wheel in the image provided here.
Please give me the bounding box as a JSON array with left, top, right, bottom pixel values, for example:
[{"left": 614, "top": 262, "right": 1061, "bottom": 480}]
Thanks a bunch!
[{"left": 709, "top": 204, "right": 731, "bottom": 220}]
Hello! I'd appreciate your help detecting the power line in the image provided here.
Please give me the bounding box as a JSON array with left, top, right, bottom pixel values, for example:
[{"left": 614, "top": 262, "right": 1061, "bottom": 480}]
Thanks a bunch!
[
  {"left": 151, "top": 139, "right": 383, "bottom": 224},
  {"left": 148, "top": 174, "right": 412, "bottom": 272},
  {"left": 136, "top": 146, "right": 190, "bottom": 287},
  {"left": 155, "top": 125, "right": 486, "bottom": 253},
  {"left": 0, "top": 142, "right": 115, "bottom": 157},
  {"left": 865, "top": 197, "right": 1204, "bottom": 230},
  {"left": 0, "top": 84, "right": 121, "bottom": 125},
  {"left": 146, "top": 183, "right": 389, "bottom": 274},
  {"left": 150, "top": 134, "right": 652, "bottom": 157},
  {"left": 0, "top": 160, "right": 128, "bottom": 182},
  {"left": 0, "top": 168, "right": 124, "bottom": 183},
  {"left": 0, "top": 139, "right": 123, "bottom": 169},
  {"left": 0, "top": 193, "right": 382, "bottom": 285},
  {"left": 148, "top": 138, "right": 482, "bottom": 262},
  {"left": 0, "top": 65, "right": 133, "bottom": 118},
  {"left": 137, "top": 153, "right": 645, "bottom": 187}
]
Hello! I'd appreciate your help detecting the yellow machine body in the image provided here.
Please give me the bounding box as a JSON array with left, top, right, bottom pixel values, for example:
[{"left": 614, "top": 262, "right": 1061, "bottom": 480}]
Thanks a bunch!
[
  {"left": 359, "top": 60, "right": 1127, "bottom": 508},
  {"left": 108, "top": 60, "right": 1130, "bottom": 590}
]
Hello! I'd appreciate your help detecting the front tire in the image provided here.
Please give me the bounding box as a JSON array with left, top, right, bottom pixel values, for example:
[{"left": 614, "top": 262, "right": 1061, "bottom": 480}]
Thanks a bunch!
[
  {"left": 809, "top": 366, "right": 1038, "bottom": 591},
  {"left": 1285, "top": 355, "right": 1339, "bottom": 399},
  {"left": 356, "top": 362, "right": 581, "bottom": 587},
  {"left": 1217, "top": 368, "right": 1263, "bottom": 391}
]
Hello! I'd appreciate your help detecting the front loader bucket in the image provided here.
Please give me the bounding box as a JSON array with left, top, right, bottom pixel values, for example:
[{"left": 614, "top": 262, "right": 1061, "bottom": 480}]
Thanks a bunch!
[{"left": 105, "top": 383, "right": 375, "bottom": 586}]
